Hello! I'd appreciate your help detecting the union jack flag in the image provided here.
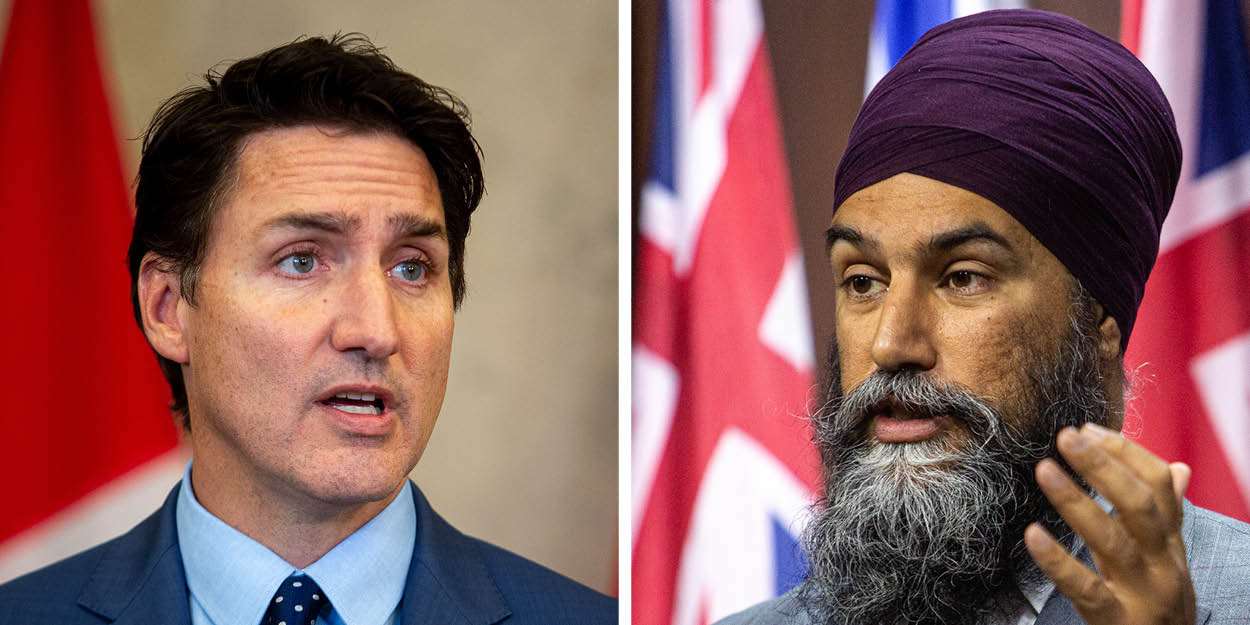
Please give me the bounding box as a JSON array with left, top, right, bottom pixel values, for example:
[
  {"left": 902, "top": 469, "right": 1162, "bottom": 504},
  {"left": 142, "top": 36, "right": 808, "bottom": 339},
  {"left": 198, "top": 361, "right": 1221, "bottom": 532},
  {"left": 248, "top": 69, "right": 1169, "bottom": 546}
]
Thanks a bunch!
[
  {"left": 1122, "top": 0, "right": 1250, "bottom": 522},
  {"left": 863, "top": 0, "right": 1026, "bottom": 97},
  {"left": 631, "top": 0, "right": 820, "bottom": 623}
]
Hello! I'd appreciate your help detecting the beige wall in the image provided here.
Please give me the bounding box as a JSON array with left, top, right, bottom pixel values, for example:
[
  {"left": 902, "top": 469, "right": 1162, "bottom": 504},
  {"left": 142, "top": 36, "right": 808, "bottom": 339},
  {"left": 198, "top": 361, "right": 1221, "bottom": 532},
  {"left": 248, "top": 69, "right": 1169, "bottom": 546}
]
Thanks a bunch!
[{"left": 1, "top": 0, "right": 617, "bottom": 591}]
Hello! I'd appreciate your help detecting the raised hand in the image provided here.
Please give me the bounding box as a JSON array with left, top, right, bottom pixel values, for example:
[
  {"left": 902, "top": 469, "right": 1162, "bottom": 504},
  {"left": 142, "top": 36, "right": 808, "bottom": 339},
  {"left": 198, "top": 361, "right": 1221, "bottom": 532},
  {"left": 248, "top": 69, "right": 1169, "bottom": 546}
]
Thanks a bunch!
[{"left": 1024, "top": 422, "right": 1195, "bottom": 625}]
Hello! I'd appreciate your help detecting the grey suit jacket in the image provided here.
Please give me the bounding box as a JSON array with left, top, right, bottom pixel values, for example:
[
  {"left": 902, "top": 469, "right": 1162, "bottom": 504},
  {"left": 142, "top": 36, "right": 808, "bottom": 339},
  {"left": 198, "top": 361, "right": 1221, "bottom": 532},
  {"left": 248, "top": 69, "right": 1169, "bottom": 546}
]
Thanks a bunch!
[{"left": 716, "top": 500, "right": 1250, "bottom": 625}]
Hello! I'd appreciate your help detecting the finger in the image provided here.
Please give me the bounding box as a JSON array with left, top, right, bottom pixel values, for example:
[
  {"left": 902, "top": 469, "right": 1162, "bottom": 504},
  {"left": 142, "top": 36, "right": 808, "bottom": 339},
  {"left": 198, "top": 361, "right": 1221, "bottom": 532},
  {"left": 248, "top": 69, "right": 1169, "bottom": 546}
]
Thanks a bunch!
[
  {"left": 1082, "top": 423, "right": 1182, "bottom": 521},
  {"left": 1057, "top": 427, "right": 1170, "bottom": 550},
  {"left": 1168, "top": 463, "right": 1193, "bottom": 567},
  {"left": 1035, "top": 457, "right": 1141, "bottom": 573},
  {"left": 1025, "top": 522, "right": 1119, "bottom": 620},
  {"left": 1169, "top": 462, "right": 1191, "bottom": 502}
]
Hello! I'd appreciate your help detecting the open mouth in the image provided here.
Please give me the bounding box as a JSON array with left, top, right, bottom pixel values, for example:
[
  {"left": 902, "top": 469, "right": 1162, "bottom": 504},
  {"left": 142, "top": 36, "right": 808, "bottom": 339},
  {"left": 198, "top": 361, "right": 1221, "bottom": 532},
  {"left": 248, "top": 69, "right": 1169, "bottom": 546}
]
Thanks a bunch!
[
  {"left": 873, "top": 414, "right": 948, "bottom": 442},
  {"left": 867, "top": 397, "right": 949, "bottom": 443},
  {"left": 320, "top": 392, "right": 386, "bottom": 416}
]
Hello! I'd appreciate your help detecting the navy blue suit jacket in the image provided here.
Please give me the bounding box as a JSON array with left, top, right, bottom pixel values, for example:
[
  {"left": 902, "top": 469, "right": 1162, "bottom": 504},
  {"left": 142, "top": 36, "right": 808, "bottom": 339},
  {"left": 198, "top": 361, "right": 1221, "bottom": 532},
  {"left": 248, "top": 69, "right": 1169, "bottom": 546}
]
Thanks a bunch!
[{"left": 0, "top": 482, "right": 616, "bottom": 624}]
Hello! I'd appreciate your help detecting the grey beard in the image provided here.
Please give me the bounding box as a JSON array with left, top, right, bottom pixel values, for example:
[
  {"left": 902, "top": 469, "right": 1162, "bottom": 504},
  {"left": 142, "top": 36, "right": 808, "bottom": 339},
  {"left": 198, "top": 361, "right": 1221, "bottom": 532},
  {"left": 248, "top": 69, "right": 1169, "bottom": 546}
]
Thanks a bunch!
[{"left": 798, "top": 292, "right": 1110, "bottom": 625}]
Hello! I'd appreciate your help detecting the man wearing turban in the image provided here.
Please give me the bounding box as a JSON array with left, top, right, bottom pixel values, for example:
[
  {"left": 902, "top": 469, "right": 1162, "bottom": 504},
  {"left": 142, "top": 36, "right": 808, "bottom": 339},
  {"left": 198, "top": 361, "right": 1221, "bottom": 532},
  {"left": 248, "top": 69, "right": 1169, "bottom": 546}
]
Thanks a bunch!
[{"left": 719, "top": 10, "right": 1250, "bottom": 625}]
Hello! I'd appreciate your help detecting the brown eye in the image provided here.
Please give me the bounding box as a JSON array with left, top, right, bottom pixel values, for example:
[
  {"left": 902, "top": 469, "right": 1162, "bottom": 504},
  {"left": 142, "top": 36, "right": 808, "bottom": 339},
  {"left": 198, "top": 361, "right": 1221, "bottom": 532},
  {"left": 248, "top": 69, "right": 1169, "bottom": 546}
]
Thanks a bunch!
[
  {"left": 943, "top": 270, "right": 990, "bottom": 293},
  {"left": 850, "top": 276, "right": 873, "bottom": 294},
  {"left": 949, "top": 270, "right": 974, "bottom": 289}
]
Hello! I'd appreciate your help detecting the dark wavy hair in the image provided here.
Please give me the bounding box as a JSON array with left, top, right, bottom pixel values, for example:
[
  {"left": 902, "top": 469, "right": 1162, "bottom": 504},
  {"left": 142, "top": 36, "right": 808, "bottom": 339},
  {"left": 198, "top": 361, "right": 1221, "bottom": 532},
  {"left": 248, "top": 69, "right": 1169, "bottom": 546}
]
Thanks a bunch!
[{"left": 127, "top": 34, "right": 484, "bottom": 428}]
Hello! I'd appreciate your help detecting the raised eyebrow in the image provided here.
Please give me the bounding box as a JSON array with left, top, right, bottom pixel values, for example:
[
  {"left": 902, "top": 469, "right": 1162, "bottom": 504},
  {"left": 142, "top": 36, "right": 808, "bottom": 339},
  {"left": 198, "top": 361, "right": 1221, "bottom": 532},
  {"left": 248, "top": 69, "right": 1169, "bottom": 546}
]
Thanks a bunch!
[
  {"left": 388, "top": 213, "right": 447, "bottom": 242},
  {"left": 825, "top": 224, "right": 883, "bottom": 256},
  {"left": 261, "top": 211, "right": 360, "bottom": 234},
  {"left": 257, "top": 211, "right": 447, "bottom": 243}
]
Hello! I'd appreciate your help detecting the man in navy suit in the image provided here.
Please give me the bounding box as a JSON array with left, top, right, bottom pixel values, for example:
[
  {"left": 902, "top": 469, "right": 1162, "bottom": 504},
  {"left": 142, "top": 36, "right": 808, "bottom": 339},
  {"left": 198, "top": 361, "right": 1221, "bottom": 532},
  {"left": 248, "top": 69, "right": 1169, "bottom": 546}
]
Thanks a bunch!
[{"left": 0, "top": 34, "right": 615, "bottom": 624}]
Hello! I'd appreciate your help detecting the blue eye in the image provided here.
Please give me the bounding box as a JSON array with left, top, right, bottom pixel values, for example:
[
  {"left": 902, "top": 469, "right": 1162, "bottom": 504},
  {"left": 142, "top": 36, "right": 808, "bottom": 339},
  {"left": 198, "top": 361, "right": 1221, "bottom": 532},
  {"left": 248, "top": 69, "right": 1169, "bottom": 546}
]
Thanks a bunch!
[
  {"left": 391, "top": 260, "right": 427, "bottom": 282},
  {"left": 278, "top": 253, "right": 317, "bottom": 275}
]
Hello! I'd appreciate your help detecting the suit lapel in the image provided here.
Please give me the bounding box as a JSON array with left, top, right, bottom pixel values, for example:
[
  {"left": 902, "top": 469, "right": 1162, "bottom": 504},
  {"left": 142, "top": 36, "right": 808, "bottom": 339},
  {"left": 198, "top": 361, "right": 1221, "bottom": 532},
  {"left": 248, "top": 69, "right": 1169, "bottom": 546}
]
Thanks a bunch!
[
  {"left": 1181, "top": 499, "right": 1212, "bottom": 625},
  {"left": 75, "top": 484, "right": 192, "bottom": 625},
  {"left": 1034, "top": 587, "right": 1084, "bottom": 625},
  {"left": 401, "top": 483, "right": 511, "bottom": 625},
  {"left": 69, "top": 481, "right": 515, "bottom": 624}
]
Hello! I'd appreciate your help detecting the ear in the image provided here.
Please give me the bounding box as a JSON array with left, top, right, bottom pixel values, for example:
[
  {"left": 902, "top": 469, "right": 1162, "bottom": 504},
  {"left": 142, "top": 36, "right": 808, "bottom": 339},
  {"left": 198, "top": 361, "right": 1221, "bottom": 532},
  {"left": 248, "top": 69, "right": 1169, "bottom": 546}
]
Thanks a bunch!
[
  {"left": 137, "top": 252, "right": 190, "bottom": 364},
  {"left": 1096, "top": 309, "right": 1122, "bottom": 363},
  {"left": 1091, "top": 304, "right": 1126, "bottom": 429}
]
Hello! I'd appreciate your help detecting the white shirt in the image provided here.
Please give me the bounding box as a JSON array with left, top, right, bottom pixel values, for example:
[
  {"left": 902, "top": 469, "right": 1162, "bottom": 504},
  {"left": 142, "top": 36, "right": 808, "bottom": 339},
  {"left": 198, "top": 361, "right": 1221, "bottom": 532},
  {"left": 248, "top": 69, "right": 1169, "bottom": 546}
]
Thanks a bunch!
[{"left": 1004, "top": 577, "right": 1056, "bottom": 625}]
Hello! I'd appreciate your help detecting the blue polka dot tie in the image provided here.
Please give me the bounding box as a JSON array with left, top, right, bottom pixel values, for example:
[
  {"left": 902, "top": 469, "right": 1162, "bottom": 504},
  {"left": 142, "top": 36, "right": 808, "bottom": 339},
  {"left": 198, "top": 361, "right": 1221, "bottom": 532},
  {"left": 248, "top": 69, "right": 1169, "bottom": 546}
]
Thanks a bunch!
[{"left": 263, "top": 574, "right": 330, "bottom": 625}]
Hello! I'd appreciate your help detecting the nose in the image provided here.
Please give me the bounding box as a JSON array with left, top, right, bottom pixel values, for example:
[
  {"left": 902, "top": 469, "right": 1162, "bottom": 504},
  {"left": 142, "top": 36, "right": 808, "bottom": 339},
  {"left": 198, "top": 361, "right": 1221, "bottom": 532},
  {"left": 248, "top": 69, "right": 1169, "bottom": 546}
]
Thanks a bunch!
[
  {"left": 870, "top": 278, "right": 937, "bottom": 373},
  {"left": 329, "top": 266, "right": 400, "bottom": 360}
]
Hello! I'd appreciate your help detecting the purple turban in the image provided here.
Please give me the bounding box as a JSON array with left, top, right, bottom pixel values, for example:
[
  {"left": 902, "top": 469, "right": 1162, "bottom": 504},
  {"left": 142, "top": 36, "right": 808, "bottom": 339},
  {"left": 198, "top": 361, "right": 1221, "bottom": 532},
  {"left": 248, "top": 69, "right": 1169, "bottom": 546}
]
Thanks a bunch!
[{"left": 833, "top": 9, "right": 1181, "bottom": 350}]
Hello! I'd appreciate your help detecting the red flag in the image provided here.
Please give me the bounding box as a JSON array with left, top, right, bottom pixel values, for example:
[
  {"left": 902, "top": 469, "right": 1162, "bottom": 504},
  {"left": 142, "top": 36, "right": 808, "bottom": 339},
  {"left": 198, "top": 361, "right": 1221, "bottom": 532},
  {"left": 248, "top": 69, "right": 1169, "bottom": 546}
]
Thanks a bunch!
[
  {"left": 632, "top": 1, "right": 821, "bottom": 623},
  {"left": 0, "top": 0, "right": 181, "bottom": 577},
  {"left": 1122, "top": 0, "right": 1250, "bottom": 520}
]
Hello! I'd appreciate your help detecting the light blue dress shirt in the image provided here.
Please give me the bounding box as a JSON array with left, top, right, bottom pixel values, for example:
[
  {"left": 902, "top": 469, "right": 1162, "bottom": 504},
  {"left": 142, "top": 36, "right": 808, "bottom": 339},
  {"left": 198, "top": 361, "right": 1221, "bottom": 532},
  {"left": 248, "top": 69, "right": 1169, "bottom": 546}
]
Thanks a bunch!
[{"left": 175, "top": 464, "right": 415, "bottom": 625}]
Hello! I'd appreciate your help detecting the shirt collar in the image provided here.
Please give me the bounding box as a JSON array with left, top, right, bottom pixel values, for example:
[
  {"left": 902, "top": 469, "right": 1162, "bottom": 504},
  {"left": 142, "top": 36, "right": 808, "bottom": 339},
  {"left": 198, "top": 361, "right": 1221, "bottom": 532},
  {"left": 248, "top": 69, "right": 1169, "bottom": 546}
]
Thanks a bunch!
[
  {"left": 1020, "top": 576, "right": 1053, "bottom": 617},
  {"left": 176, "top": 462, "right": 416, "bottom": 625},
  {"left": 305, "top": 479, "right": 415, "bottom": 625},
  {"left": 1014, "top": 492, "right": 1115, "bottom": 619}
]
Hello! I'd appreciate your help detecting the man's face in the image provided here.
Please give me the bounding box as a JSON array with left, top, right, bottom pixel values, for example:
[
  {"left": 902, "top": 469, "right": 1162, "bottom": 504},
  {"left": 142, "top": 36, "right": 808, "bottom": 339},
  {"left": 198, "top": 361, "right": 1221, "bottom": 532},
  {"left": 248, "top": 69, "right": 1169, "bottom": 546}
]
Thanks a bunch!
[
  {"left": 803, "top": 172, "right": 1114, "bottom": 624},
  {"left": 827, "top": 172, "right": 1076, "bottom": 451},
  {"left": 179, "top": 125, "right": 453, "bottom": 509}
]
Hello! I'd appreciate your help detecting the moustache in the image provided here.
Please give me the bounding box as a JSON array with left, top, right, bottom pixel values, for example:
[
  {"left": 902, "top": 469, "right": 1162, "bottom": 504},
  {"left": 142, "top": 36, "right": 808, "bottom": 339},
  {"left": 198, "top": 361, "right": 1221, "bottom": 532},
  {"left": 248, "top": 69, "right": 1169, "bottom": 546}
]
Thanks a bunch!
[{"left": 823, "top": 370, "right": 1007, "bottom": 446}]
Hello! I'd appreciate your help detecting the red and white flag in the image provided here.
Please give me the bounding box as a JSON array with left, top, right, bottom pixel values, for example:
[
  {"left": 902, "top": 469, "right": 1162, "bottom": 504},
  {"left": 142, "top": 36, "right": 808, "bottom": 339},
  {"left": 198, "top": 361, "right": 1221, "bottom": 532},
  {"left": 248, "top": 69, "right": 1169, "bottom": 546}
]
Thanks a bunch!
[
  {"left": 0, "top": 0, "right": 185, "bottom": 581},
  {"left": 1122, "top": 0, "right": 1250, "bottom": 521},
  {"left": 632, "top": 1, "right": 821, "bottom": 623}
]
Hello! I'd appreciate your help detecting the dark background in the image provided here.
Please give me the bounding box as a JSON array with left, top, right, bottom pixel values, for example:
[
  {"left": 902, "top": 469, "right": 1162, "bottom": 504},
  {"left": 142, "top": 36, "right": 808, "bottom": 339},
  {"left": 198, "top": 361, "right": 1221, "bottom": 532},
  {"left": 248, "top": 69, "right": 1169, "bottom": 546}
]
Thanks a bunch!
[{"left": 632, "top": 1, "right": 1120, "bottom": 364}]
